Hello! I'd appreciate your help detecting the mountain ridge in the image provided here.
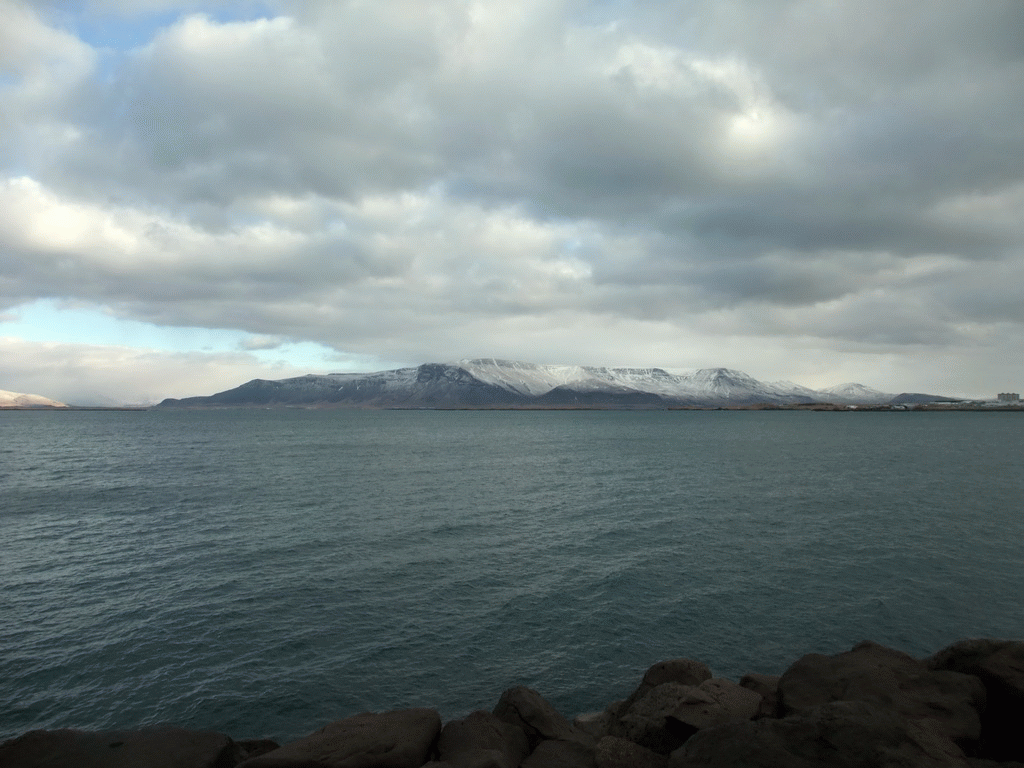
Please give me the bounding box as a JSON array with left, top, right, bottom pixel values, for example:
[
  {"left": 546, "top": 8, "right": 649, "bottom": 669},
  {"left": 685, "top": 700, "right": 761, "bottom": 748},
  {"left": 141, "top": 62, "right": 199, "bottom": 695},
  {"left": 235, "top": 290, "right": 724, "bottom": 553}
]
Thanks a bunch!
[{"left": 157, "top": 359, "right": 951, "bottom": 409}]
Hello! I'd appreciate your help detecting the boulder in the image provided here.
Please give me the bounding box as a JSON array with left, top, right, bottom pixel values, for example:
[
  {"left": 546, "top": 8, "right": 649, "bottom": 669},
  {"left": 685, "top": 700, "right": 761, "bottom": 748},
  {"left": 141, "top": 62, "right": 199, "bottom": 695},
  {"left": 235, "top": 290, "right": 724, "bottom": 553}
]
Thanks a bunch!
[
  {"left": 640, "top": 660, "right": 714, "bottom": 692},
  {"left": 778, "top": 641, "right": 985, "bottom": 748},
  {"left": 669, "top": 700, "right": 970, "bottom": 768},
  {"left": 610, "top": 678, "right": 761, "bottom": 753},
  {"left": 520, "top": 739, "right": 596, "bottom": 768},
  {"left": 929, "top": 638, "right": 1024, "bottom": 761},
  {"left": 595, "top": 735, "right": 668, "bottom": 768},
  {"left": 238, "top": 708, "right": 441, "bottom": 768},
  {"left": 492, "top": 687, "right": 593, "bottom": 749},
  {"left": 739, "top": 673, "right": 781, "bottom": 719},
  {"left": 435, "top": 710, "right": 529, "bottom": 768},
  {"left": 666, "top": 678, "right": 763, "bottom": 739},
  {"left": 610, "top": 681, "right": 694, "bottom": 753},
  {"left": 0, "top": 725, "right": 241, "bottom": 768},
  {"left": 610, "top": 660, "right": 712, "bottom": 719}
]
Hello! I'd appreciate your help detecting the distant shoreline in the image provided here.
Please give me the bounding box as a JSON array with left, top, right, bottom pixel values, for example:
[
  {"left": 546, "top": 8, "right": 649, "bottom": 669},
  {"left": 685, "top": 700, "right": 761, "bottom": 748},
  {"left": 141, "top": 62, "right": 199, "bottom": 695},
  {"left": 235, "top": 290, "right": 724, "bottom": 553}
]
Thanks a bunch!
[
  {"left": 0, "top": 406, "right": 149, "bottom": 411},
  {"left": 5, "top": 403, "right": 1023, "bottom": 412}
]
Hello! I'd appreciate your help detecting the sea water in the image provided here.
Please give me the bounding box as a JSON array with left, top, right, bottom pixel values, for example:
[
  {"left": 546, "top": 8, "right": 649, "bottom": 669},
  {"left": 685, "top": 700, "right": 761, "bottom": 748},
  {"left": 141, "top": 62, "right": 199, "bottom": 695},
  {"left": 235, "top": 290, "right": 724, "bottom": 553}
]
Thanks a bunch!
[{"left": 2, "top": 408, "right": 1022, "bottom": 743}]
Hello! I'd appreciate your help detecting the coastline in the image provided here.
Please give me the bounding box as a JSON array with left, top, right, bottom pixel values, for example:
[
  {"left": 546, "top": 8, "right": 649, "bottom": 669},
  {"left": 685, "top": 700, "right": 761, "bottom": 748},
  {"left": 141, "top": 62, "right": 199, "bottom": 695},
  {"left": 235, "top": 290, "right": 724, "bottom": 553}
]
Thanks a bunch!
[{"left": 3, "top": 638, "right": 1022, "bottom": 767}]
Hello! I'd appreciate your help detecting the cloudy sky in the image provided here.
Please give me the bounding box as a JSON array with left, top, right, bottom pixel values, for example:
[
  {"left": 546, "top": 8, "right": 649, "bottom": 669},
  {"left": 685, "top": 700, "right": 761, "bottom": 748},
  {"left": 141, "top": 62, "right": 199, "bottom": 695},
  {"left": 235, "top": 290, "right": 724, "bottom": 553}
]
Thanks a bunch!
[{"left": 2, "top": 0, "right": 1023, "bottom": 403}]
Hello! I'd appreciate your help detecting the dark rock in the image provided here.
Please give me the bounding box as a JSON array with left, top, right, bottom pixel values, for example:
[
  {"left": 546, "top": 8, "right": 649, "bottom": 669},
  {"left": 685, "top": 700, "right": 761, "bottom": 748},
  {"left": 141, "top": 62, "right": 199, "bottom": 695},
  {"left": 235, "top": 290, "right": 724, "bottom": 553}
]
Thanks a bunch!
[
  {"left": 492, "top": 687, "right": 593, "bottom": 749},
  {"left": 739, "top": 673, "right": 781, "bottom": 719},
  {"left": 610, "top": 682, "right": 694, "bottom": 753},
  {"left": 573, "top": 710, "right": 614, "bottom": 741},
  {"left": 610, "top": 678, "right": 761, "bottom": 753},
  {"left": 669, "top": 700, "right": 970, "bottom": 767},
  {"left": 435, "top": 710, "right": 529, "bottom": 768},
  {"left": 238, "top": 708, "right": 441, "bottom": 768},
  {"left": 595, "top": 735, "right": 669, "bottom": 768},
  {"left": 520, "top": 739, "right": 596, "bottom": 768},
  {"left": 0, "top": 725, "right": 241, "bottom": 768},
  {"left": 236, "top": 740, "right": 281, "bottom": 761},
  {"left": 640, "top": 660, "right": 714, "bottom": 691},
  {"left": 778, "top": 640, "right": 985, "bottom": 749},
  {"left": 929, "top": 639, "right": 1024, "bottom": 761},
  {"left": 666, "top": 678, "right": 762, "bottom": 738},
  {"left": 611, "top": 660, "right": 713, "bottom": 718}
]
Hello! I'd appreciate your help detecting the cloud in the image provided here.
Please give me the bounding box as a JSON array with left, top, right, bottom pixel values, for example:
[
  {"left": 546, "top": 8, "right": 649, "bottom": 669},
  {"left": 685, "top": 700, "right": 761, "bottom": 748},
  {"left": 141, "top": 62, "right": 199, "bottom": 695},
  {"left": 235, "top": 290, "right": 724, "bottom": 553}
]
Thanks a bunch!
[
  {"left": 238, "top": 334, "right": 284, "bottom": 351},
  {"left": 2, "top": 0, "right": 1024, "bottom": 399},
  {"left": 0, "top": 335, "right": 315, "bottom": 404}
]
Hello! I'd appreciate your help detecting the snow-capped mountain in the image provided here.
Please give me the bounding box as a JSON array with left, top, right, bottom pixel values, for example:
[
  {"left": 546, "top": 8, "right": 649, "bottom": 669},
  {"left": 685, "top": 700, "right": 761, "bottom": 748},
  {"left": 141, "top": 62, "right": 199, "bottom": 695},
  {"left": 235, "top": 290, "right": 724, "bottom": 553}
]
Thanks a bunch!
[
  {"left": 820, "top": 382, "right": 893, "bottom": 404},
  {"left": 0, "top": 389, "right": 67, "bottom": 408},
  {"left": 157, "top": 358, "right": 937, "bottom": 409}
]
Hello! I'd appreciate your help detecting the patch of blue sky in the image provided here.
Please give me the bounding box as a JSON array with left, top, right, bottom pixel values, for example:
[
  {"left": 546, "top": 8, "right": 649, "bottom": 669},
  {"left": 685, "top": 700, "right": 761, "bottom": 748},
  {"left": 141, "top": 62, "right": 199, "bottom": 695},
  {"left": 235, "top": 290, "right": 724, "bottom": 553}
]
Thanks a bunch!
[
  {"left": 1, "top": 299, "right": 346, "bottom": 370},
  {"left": 67, "top": 9, "right": 183, "bottom": 51},
  {"left": 57, "top": 2, "right": 280, "bottom": 52},
  {"left": 248, "top": 342, "right": 391, "bottom": 374},
  {"left": 4, "top": 298, "right": 247, "bottom": 349},
  {"left": 43, "top": 3, "right": 282, "bottom": 84}
]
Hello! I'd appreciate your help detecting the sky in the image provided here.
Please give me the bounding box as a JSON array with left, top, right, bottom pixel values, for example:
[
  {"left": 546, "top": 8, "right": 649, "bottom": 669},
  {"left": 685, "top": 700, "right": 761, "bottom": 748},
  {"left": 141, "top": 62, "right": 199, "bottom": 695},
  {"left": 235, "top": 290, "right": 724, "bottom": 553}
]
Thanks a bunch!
[{"left": 2, "top": 0, "right": 1023, "bottom": 404}]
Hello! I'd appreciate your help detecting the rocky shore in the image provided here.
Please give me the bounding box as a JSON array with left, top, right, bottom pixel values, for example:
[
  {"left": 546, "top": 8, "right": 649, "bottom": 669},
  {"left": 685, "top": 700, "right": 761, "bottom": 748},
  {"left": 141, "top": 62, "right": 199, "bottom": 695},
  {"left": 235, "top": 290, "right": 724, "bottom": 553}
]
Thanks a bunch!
[{"left": 3, "top": 638, "right": 1023, "bottom": 767}]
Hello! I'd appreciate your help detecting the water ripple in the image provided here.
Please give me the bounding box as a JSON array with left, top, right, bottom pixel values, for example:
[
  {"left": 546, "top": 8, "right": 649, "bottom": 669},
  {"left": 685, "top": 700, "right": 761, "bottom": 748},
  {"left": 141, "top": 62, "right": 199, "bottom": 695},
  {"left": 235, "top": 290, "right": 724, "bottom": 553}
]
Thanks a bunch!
[{"left": 2, "top": 409, "right": 1023, "bottom": 743}]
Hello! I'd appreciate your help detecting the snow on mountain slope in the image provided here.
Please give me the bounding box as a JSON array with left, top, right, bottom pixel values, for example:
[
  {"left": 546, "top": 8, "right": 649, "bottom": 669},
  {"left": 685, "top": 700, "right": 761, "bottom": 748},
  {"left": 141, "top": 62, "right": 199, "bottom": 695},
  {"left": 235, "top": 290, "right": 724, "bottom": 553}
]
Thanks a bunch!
[
  {"left": 821, "top": 382, "right": 893, "bottom": 404},
  {"left": 770, "top": 380, "right": 824, "bottom": 400},
  {"left": 458, "top": 360, "right": 813, "bottom": 403},
  {"left": 459, "top": 358, "right": 691, "bottom": 396},
  {"left": 671, "top": 367, "right": 795, "bottom": 402},
  {"left": 457, "top": 359, "right": 592, "bottom": 395},
  {"left": 0, "top": 389, "right": 67, "bottom": 408}
]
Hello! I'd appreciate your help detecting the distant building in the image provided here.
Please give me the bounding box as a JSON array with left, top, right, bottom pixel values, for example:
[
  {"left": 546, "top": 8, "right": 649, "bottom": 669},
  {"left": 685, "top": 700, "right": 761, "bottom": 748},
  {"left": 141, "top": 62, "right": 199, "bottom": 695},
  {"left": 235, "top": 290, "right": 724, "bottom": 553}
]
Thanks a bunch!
[{"left": 997, "top": 392, "right": 1020, "bottom": 402}]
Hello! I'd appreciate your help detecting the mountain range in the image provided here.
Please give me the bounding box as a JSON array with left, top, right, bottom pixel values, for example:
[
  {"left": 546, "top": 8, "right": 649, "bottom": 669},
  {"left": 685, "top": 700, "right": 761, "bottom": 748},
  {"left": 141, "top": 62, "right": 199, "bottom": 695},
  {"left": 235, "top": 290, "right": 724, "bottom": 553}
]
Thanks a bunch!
[{"left": 158, "top": 358, "right": 951, "bottom": 409}]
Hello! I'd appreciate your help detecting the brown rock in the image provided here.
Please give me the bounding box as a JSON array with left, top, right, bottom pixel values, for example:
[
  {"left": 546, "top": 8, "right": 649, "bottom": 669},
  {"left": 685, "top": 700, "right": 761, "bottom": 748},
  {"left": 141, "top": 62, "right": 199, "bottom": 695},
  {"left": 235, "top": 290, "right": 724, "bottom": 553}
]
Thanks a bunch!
[
  {"left": 520, "top": 739, "right": 596, "bottom": 768},
  {"left": 595, "top": 735, "right": 668, "bottom": 768},
  {"left": 669, "top": 700, "right": 970, "bottom": 768},
  {"left": 739, "top": 673, "right": 781, "bottom": 719},
  {"left": 0, "top": 725, "right": 241, "bottom": 768},
  {"left": 238, "top": 708, "right": 441, "bottom": 768},
  {"left": 778, "top": 641, "right": 985, "bottom": 749},
  {"left": 435, "top": 710, "right": 529, "bottom": 768},
  {"left": 492, "top": 687, "right": 593, "bottom": 749},
  {"left": 929, "top": 638, "right": 1024, "bottom": 761}
]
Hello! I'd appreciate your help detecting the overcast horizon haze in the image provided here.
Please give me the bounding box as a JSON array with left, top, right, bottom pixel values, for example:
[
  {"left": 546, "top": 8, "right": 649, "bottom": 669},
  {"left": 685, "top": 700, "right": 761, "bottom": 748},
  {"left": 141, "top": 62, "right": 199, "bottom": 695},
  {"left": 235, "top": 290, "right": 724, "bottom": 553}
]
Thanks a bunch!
[{"left": 3, "top": 1, "right": 1024, "bottom": 404}]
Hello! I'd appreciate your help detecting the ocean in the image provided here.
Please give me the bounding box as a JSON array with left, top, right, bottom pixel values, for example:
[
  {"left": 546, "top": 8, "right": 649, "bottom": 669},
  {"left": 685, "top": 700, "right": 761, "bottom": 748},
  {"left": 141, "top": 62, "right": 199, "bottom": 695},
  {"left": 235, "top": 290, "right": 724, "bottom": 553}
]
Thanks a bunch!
[{"left": 2, "top": 408, "right": 1022, "bottom": 743}]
